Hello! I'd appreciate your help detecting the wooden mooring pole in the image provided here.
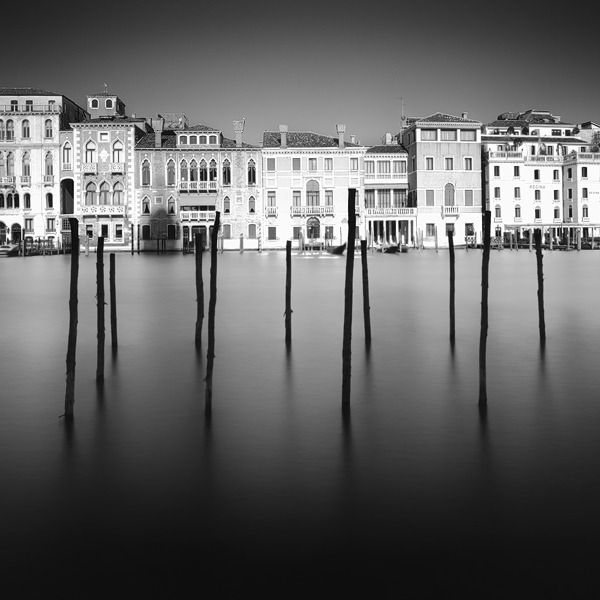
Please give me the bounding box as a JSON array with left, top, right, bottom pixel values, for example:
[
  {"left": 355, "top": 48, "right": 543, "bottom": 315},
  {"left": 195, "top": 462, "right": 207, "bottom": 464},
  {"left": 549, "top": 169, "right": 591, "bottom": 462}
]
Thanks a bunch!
[
  {"left": 534, "top": 229, "right": 546, "bottom": 347},
  {"left": 448, "top": 225, "right": 456, "bottom": 346},
  {"left": 342, "top": 189, "right": 357, "bottom": 406},
  {"left": 63, "top": 219, "right": 79, "bottom": 420},
  {"left": 479, "top": 210, "right": 491, "bottom": 407},
  {"left": 109, "top": 253, "right": 118, "bottom": 351},
  {"left": 195, "top": 233, "right": 204, "bottom": 347},
  {"left": 360, "top": 239, "right": 371, "bottom": 345},
  {"left": 205, "top": 212, "right": 220, "bottom": 407},
  {"left": 96, "top": 237, "right": 105, "bottom": 382},
  {"left": 285, "top": 240, "right": 292, "bottom": 347}
]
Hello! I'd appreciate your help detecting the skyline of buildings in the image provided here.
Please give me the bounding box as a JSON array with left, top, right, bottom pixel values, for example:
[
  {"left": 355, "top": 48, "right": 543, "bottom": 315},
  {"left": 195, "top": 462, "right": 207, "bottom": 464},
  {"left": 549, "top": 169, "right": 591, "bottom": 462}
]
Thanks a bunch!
[{"left": 1, "top": 86, "right": 599, "bottom": 251}]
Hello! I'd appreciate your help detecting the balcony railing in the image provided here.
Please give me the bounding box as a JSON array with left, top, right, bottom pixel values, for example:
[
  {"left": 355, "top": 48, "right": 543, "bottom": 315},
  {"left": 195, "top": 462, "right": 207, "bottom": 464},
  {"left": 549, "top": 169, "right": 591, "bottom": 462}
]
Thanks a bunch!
[
  {"left": 62, "top": 163, "right": 72, "bottom": 171},
  {"left": 0, "top": 176, "right": 15, "bottom": 185},
  {"left": 110, "top": 162, "right": 125, "bottom": 174},
  {"left": 180, "top": 210, "right": 216, "bottom": 221},
  {"left": 179, "top": 181, "right": 218, "bottom": 192},
  {"left": 83, "top": 163, "right": 98, "bottom": 174},
  {"left": 81, "top": 205, "right": 126, "bottom": 215},
  {"left": 488, "top": 151, "right": 524, "bottom": 160},
  {"left": 364, "top": 207, "right": 415, "bottom": 216},
  {"left": 290, "top": 205, "right": 336, "bottom": 217},
  {"left": 364, "top": 172, "right": 407, "bottom": 180},
  {"left": 43, "top": 175, "right": 54, "bottom": 185},
  {"left": 20, "top": 176, "right": 30, "bottom": 186},
  {"left": 0, "top": 104, "right": 61, "bottom": 114},
  {"left": 443, "top": 206, "right": 460, "bottom": 217},
  {"left": 266, "top": 206, "right": 278, "bottom": 217}
]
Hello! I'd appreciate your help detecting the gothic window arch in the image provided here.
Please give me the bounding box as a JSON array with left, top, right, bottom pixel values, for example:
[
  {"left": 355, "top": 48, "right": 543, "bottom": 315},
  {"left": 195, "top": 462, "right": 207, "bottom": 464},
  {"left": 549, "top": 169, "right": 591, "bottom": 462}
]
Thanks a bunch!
[
  {"left": 180, "top": 159, "right": 188, "bottom": 181},
  {"left": 45, "top": 152, "right": 53, "bottom": 176},
  {"left": 85, "top": 141, "right": 97, "bottom": 163},
  {"left": 141, "top": 160, "right": 151, "bottom": 186},
  {"left": 167, "top": 160, "right": 176, "bottom": 186},
  {"left": 0, "top": 120, "right": 4, "bottom": 141},
  {"left": 249, "top": 196, "right": 255, "bottom": 213},
  {"left": 6, "top": 152, "right": 15, "bottom": 176},
  {"left": 85, "top": 182, "right": 97, "bottom": 205},
  {"left": 223, "top": 197, "right": 230, "bottom": 214},
  {"left": 6, "top": 120, "right": 14, "bottom": 141},
  {"left": 199, "top": 159, "right": 207, "bottom": 182},
  {"left": 248, "top": 159, "right": 256, "bottom": 185},
  {"left": 190, "top": 160, "right": 198, "bottom": 182},
  {"left": 112, "top": 140, "right": 123, "bottom": 163},
  {"left": 168, "top": 196, "right": 176, "bottom": 214},
  {"left": 142, "top": 196, "right": 150, "bottom": 214},
  {"left": 22, "top": 152, "right": 31, "bottom": 177},
  {"left": 44, "top": 119, "right": 53, "bottom": 138},
  {"left": 62, "top": 143, "right": 72, "bottom": 165},
  {"left": 222, "top": 159, "right": 231, "bottom": 185},
  {"left": 99, "top": 182, "right": 110, "bottom": 205},
  {"left": 113, "top": 182, "right": 124, "bottom": 205},
  {"left": 209, "top": 159, "right": 217, "bottom": 182},
  {"left": 22, "top": 120, "right": 30, "bottom": 138}
]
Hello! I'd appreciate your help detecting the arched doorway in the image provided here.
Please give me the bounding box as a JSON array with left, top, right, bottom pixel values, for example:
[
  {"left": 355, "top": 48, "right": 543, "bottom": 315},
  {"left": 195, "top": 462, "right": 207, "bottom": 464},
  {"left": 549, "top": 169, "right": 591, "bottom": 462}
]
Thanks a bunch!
[
  {"left": 61, "top": 178, "right": 75, "bottom": 214},
  {"left": 0, "top": 221, "right": 7, "bottom": 244},
  {"left": 11, "top": 223, "right": 22, "bottom": 243},
  {"left": 307, "top": 217, "right": 320, "bottom": 240}
]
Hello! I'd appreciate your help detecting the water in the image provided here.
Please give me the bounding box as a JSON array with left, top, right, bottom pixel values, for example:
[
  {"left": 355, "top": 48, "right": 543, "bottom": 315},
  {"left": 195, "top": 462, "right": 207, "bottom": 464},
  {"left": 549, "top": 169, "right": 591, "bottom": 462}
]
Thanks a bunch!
[{"left": 1, "top": 248, "right": 599, "bottom": 597}]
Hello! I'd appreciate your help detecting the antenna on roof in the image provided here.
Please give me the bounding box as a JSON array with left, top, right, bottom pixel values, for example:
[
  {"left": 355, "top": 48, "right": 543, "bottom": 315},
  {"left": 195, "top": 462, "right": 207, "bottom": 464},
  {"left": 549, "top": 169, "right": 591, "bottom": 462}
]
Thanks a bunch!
[
  {"left": 397, "top": 96, "right": 406, "bottom": 134},
  {"left": 103, "top": 83, "right": 108, "bottom": 94}
]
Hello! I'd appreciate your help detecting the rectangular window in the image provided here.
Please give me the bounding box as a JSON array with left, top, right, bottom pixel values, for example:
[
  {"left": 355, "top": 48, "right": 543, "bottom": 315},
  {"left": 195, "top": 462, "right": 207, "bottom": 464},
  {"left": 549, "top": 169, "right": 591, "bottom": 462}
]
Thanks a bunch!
[
  {"left": 421, "top": 129, "right": 437, "bottom": 141},
  {"left": 293, "top": 226, "right": 300, "bottom": 240},
  {"left": 101, "top": 224, "right": 109, "bottom": 238},
  {"left": 445, "top": 157, "right": 454, "bottom": 171},
  {"left": 568, "top": 189, "right": 573, "bottom": 199},
  {"left": 393, "top": 160, "right": 406, "bottom": 174},
  {"left": 292, "top": 158, "right": 301, "bottom": 171},
  {"left": 553, "top": 169, "right": 559, "bottom": 181},
  {"left": 393, "top": 189, "right": 407, "bottom": 207},
  {"left": 47, "top": 218, "right": 55, "bottom": 232},
  {"left": 464, "top": 157, "right": 472, "bottom": 170},
  {"left": 378, "top": 161, "right": 390, "bottom": 175},
  {"left": 222, "top": 224, "right": 231, "bottom": 239},
  {"left": 364, "top": 190, "right": 375, "bottom": 208},
  {"left": 514, "top": 166, "right": 520, "bottom": 177},
  {"left": 460, "top": 130, "right": 476, "bottom": 141},
  {"left": 248, "top": 224, "right": 257, "bottom": 239},
  {"left": 99, "top": 132, "right": 109, "bottom": 142},
  {"left": 583, "top": 188, "right": 588, "bottom": 199},
  {"left": 378, "top": 189, "right": 391, "bottom": 208},
  {"left": 115, "top": 224, "right": 123, "bottom": 239},
  {"left": 325, "top": 226, "right": 334, "bottom": 240},
  {"left": 25, "top": 218, "right": 33, "bottom": 231},
  {"left": 267, "top": 158, "right": 275, "bottom": 171},
  {"left": 426, "top": 190, "right": 435, "bottom": 206},
  {"left": 308, "top": 158, "right": 317, "bottom": 170},
  {"left": 268, "top": 226, "right": 277, "bottom": 240},
  {"left": 325, "top": 190, "right": 333, "bottom": 205},
  {"left": 554, "top": 190, "right": 560, "bottom": 200},
  {"left": 582, "top": 167, "right": 588, "bottom": 178},
  {"left": 365, "top": 161, "right": 375, "bottom": 174},
  {"left": 267, "top": 191, "right": 276, "bottom": 206},
  {"left": 350, "top": 158, "right": 358, "bottom": 171},
  {"left": 534, "top": 170, "right": 540, "bottom": 181},
  {"left": 426, "top": 223, "right": 436, "bottom": 236},
  {"left": 535, "top": 190, "right": 541, "bottom": 200},
  {"left": 514, "top": 187, "right": 521, "bottom": 199},
  {"left": 293, "top": 191, "right": 301, "bottom": 206},
  {"left": 425, "top": 157, "right": 434, "bottom": 170},
  {"left": 464, "top": 190, "right": 474, "bottom": 206},
  {"left": 494, "top": 187, "right": 500, "bottom": 198},
  {"left": 494, "top": 166, "right": 500, "bottom": 177},
  {"left": 440, "top": 130, "right": 457, "bottom": 141},
  {"left": 567, "top": 168, "right": 572, "bottom": 180},
  {"left": 324, "top": 157, "right": 333, "bottom": 171}
]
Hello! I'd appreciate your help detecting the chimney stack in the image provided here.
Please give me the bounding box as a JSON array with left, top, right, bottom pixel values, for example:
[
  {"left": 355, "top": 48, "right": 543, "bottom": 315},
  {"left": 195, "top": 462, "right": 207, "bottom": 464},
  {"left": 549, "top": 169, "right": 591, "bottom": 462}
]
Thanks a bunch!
[
  {"left": 233, "top": 119, "right": 245, "bottom": 148},
  {"left": 279, "top": 124, "right": 288, "bottom": 148},
  {"left": 385, "top": 132, "right": 392, "bottom": 145},
  {"left": 153, "top": 117, "right": 164, "bottom": 148},
  {"left": 336, "top": 124, "right": 346, "bottom": 149},
  {"left": 350, "top": 134, "right": 356, "bottom": 144},
  {"left": 461, "top": 112, "right": 468, "bottom": 119}
]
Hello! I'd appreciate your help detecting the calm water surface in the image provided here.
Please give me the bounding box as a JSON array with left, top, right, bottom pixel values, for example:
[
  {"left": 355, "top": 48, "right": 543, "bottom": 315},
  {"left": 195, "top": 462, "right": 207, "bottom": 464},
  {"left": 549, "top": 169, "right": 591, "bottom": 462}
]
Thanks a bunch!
[{"left": 1, "top": 248, "right": 599, "bottom": 596}]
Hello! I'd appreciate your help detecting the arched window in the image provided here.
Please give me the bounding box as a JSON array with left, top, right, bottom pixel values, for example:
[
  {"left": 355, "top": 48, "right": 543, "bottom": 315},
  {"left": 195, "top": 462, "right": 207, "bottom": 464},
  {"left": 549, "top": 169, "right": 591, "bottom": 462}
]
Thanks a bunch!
[
  {"left": 13, "top": 193, "right": 19, "bottom": 208},
  {"left": 142, "top": 197, "right": 150, "bottom": 214},
  {"left": 0, "top": 120, "right": 4, "bottom": 141},
  {"left": 190, "top": 160, "right": 198, "bottom": 182},
  {"left": 44, "top": 119, "right": 53, "bottom": 138},
  {"left": 199, "top": 135, "right": 207, "bottom": 144},
  {"left": 495, "top": 204, "right": 501, "bottom": 218},
  {"left": 249, "top": 196, "right": 255, "bottom": 213},
  {"left": 515, "top": 205, "right": 521, "bottom": 218},
  {"left": 22, "top": 120, "right": 30, "bottom": 138},
  {"left": 248, "top": 159, "right": 256, "bottom": 185},
  {"left": 306, "top": 180, "right": 320, "bottom": 206},
  {"left": 0, "top": 151, "right": 4, "bottom": 176},
  {"left": 209, "top": 159, "right": 217, "bottom": 181},
  {"left": 444, "top": 183, "right": 455, "bottom": 206},
  {"left": 99, "top": 182, "right": 110, "bottom": 205},
  {"left": 85, "top": 141, "right": 97, "bottom": 163},
  {"left": 85, "top": 183, "right": 97, "bottom": 205},
  {"left": 105, "top": 99, "right": 113, "bottom": 109},
  {"left": 141, "top": 160, "right": 150, "bottom": 186},
  {"left": 583, "top": 204, "right": 589, "bottom": 218},
  {"left": 199, "top": 160, "right": 207, "bottom": 182},
  {"left": 223, "top": 197, "right": 230, "bottom": 213},
  {"left": 189, "top": 135, "right": 197, "bottom": 145},
  {"left": 222, "top": 159, "right": 231, "bottom": 185},
  {"left": 6, "top": 152, "right": 15, "bottom": 176},
  {"left": 568, "top": 205, "right": 573, "bottom": 218},
  {"left": 180, "top": 160, "right": 188, "bottom": 181},
  {"left": 168, "top": 197, "right": 176, "bottom": 214},
  {"left": 167, "top": 160, "right": 176, "bottom": 186},
  {"left": 62, "top": 143, "right": 72, "bottom": 165},
  {"left": 534, "top": 206, "right": 541, "bottom": 219},
  {"left": 209, "top": 135, "right": 217, "bottom": 144},
  {"left": 24, "top": 193, "right": 31, "bottom": 209},
  {"left": 46, "top": 193, "right": 53, "bottom": 209},
  {"left": 91, "top": 99, "right": 99, "bottom": 109},
  {"left": 0, "top": 193, "right": 4, "bottom": 208},
  {"left": 45, "top": 152, "right": 53, "bottom": 176},
  {"left": 179, "top": 136, "right": 188, "bottom": 145},
  {"left": 7, "top": 194, "right": 13, "bottom": 208},
  {"left": 112, "top": 141, "right": 123, "bottom": 163},
  {"left": 22, "top": 152, "right": 31, "bottom": 177},
  {"left": 6, "top": 120, "right": 14, "bottom": 141},
  {"left": 113, "top": 182, "right": 124, "bottom": 205}
]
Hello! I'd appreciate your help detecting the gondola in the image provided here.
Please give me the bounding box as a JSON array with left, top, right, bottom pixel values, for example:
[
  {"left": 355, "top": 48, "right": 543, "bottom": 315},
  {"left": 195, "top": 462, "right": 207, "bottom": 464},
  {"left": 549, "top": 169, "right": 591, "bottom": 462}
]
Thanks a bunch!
[{"left": 327, "top": 242, "right": 346, "bottom": 255}]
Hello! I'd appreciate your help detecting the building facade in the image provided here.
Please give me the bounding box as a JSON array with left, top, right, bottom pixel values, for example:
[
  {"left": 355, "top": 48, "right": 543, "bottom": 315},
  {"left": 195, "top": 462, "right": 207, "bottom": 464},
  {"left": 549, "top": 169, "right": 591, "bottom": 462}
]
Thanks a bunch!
[{"left": 0, "top": 87, "right": 87, "bottom": 245}]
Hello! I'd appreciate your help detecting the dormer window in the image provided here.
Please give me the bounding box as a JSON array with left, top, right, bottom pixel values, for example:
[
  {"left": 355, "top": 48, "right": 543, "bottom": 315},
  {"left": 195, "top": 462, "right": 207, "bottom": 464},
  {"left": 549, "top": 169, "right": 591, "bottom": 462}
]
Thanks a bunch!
[
  {"left": 91, "top": 99, "right": 99, "bottom": 109},
  {"left": 189, "top": 135, "right": 197, "bottom": 144},
  {"left": 199, "top": 135, "right": 207, "bottom": 144},
  {"left": 179, "top": 135, "right": 188, "bottom": 145},
  {"left": 209, "top": 135, "right": 218, "bottom": 144},
  {"left": 105, "top": 99, "right": 113, "bottom": 109}
]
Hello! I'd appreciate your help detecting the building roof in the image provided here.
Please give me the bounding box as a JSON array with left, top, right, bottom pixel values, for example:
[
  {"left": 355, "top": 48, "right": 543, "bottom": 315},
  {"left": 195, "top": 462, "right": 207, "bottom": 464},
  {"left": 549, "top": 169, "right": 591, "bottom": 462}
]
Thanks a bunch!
[
  {"left": 366, "top": 144, "right": 408, "bottom": 154},
  {"left": 0, "top": 87, "right": 60, "bottom": 96},
  {"left": 482, "top": 135, "right": 587, "bottom": 145},
  {"left": 411, "top": 112, "right": 481, "bottom": 125},
  {"left": 181, "top": 124, "right": 221, "bottom": 133},
  {"left": 135, "top": 130, "right": 256, "bottom": 149},
  {"left": 486, "top": 120, "right": 529, "bottom": 129},
  {"left": 262, "top": 131, "right": 360, "bottom": 148},
  {"left": 75, "top": 116, "right": 146, "bottom": 125}
]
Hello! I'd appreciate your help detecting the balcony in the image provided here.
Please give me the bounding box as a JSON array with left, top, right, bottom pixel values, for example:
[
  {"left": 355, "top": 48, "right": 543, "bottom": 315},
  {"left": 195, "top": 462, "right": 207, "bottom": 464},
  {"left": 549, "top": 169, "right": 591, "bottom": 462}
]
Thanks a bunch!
[
  {"left": 553, "top": 218, "right": 563, "bottom": 223},
  {"left": 494, "top": 217, "right": 503, "bottom": 223},
  {"left": 81, "top": 205, "right": 126, "bottom": 216},
  {"left": 179, "top": 181, "right": 218, "bottom": 192},
  {"left": 364, "top": 172, "right": 408, "bottom": 181},
  {"left": 0, "top": 176, "right": 15, "bottom": 186},
  {"left": 488, "top": 151, "right": 524, "bottom": 161},
  {"left": 109, "top": 162, "right": 125, "bottom": 174},
  {"left": 266, "top": 206, "right": 278, "bottom": 218},
  {"left": 442, "top": 206, "right": 460, "bottom": 218},
  {"left": 20, "top": 176, "right": 30, "bottom": 186},
  {"left": 0, "top": 104, "right": 61, "bottom": 114},
  {"left": 364, "top": 207, "right": 415, "bottom": 217},
  {"left": 62, "top": 163, "right": 72, "bottom": 171},
  {"left": 83, "top": 163, "right": 98, "bottom": 174},
  {"left": 180, "top": 210, "right": 216, "bottom": 221},
  {"left": 43, "top": 175, "right": 54, "bottom": 185},
  {"left": 534, "top": 218, "right": 542, "bottom": 224},
  {"left": 290, "top": 205, "right": 335, "bottom": 217},
  {"left": 528, "top": 155, "right": 563, "bottom": 163}
]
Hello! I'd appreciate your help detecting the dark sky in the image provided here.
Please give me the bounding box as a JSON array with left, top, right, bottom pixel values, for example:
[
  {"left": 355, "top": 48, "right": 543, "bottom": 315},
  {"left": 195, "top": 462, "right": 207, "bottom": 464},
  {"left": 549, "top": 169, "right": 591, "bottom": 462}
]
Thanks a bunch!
[{"left": 6, "top": 0, "right": 598, "bottom": 145}]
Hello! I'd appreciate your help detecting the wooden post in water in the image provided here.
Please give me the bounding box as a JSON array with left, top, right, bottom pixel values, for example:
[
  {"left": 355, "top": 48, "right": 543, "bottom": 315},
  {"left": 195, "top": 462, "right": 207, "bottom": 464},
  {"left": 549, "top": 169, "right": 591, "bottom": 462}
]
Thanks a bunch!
[
  {"left": 342, "top": 189, "right": 357, "bottom": 406},
  {"left": 205, "top": 212, "right": 220, "bottom": 406},
  {"left": 195, "top": 233, "right": 204, "bottom": 347},
  {"left": 529, "top": 228, "right": 533, "bottom": 252},
  {"left": 64, "top": 219, "right": 80, "bottom": 420},
  {"left": 96, "top": 236, "right": 105, "bottom": 382},
  {"left": 131, "top": 224, "right": 134, "bottom": 255},
  {"left": 360, "top": 239, "right": 372, "bottom": 345},
  {"left": 240, "top": 233, "right": 244, "bottom": 253},
  {"left": 448, "top": 224, "right": 456, "bottom": 346},
  {"left": 109, "top": 253, "right": 118, "bottom": 350},
  {"left": 285, "top": 240, "right": 292, "bottom": 346},
  {"left": 434, "top": 226, "right": 438, "bottom": 253},
  {"left": 479, "top": 210, "right": 491, "bottom": 407},
  {"left": 534, "top": 229, "right": 546, "bottom": 347}
]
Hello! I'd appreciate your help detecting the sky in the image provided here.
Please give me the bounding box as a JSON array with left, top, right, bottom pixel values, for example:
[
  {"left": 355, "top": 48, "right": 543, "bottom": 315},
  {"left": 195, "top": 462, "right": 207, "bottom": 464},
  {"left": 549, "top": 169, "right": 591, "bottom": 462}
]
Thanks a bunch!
[{"left": 5, "top": 0, "right": 599, "bottom": 146}]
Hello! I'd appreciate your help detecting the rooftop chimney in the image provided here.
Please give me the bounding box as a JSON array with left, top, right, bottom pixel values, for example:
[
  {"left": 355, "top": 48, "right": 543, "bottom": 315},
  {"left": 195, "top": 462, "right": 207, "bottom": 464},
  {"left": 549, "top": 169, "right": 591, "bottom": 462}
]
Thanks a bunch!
[
  {"left": 153, "top": 117, "right": 164, "bottom": 148},
  {"left": 350, "top": 134, "right": 356, "bottom": 144},
  {"left": 461, "top": 112, "right": 468, "bottom": 119},
  {"left": 279, "top": 124, "right": 288, "bottom": 148},
  {"left": 233, "top": 119, "right": 245, "bottom": 148},
  {"left": 385, "top": 132, "right": 392, "bottom": 145},
  {"left": 336, "top": 124, "right": 346, "bottom": 149}
]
